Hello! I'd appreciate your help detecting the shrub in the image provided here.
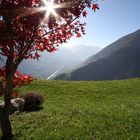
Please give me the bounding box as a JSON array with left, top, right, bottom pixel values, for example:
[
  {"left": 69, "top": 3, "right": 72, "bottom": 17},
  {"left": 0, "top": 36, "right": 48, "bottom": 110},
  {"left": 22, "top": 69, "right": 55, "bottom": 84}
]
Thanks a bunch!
[{"left": 22, "top": 93, "right": 44, "bottom": 111}]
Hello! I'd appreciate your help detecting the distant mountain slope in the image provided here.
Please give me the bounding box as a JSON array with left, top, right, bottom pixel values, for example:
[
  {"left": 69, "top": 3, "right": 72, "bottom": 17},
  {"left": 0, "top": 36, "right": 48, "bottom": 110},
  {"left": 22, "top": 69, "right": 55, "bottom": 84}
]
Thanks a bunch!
[
  {"left": 82, "top": 29, "right": 140, "bottom": 66},
  {"left": 68, "top": 45, "right": 101, "bottom": 60},
  {"left": 55, "top": 30, "right": 140, "bottom": 80}
]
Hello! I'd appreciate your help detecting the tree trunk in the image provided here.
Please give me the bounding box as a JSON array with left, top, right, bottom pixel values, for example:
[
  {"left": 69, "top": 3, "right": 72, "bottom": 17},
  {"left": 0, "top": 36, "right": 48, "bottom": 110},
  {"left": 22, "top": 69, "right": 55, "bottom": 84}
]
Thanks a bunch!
[
  {"left": 0, "top": 78, "right": 14, "bottom": 140},
  {"left": 0, "top": 115, "right": 13, "bottom": 140},
  {"left": 0, "top": 53, "right": 15, "bottom": 140}
]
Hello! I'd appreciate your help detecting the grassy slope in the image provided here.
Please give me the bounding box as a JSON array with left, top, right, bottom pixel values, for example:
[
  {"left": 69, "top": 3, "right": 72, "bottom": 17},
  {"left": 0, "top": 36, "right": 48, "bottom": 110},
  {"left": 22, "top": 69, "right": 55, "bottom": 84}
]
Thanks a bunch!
[{"left": 1, "top": 79, "right": 140, "bottom": 140}]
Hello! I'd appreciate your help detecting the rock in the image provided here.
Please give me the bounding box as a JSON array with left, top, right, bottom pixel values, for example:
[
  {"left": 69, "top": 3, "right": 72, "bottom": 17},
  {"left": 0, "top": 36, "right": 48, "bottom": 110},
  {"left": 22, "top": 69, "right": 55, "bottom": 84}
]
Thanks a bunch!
[
  {"left": 0, "top": 101, "right": 4, "bottom": 115},
  {"left": 11, "top": 98, "right": 25, "bottom": 112},
  {"left": 0, "top": 101, "right": 4, "bottom": 109},
  {"left": 0, "top": 98, "right": 25, "bottom": 115},
  {"left": 9, "top": 101, "right": 19, "bottom": 115}
]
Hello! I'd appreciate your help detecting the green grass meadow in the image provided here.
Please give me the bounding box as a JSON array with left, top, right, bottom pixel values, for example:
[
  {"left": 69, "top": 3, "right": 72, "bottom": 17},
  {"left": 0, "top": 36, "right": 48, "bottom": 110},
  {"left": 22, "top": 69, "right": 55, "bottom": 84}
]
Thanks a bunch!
[{"left": 1, "top": 78, "right": 140, "bottom": 140}]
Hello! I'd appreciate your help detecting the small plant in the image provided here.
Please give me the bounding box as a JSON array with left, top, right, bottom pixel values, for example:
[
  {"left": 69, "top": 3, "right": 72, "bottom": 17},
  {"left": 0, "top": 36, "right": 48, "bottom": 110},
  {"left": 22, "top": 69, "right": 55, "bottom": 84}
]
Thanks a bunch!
[{"left": 22, "top": 93, "right": 44, "bottom": 111}]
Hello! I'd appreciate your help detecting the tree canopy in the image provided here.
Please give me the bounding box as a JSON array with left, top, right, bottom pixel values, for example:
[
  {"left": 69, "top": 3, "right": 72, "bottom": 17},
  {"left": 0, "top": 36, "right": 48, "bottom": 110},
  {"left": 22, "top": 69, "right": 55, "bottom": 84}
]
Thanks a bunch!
[
  {"left": 0, "top": 0, "right": 99, "bottom": 96},
  {"left": 0, "top": 0, "right": 99, "bottom": 60}
]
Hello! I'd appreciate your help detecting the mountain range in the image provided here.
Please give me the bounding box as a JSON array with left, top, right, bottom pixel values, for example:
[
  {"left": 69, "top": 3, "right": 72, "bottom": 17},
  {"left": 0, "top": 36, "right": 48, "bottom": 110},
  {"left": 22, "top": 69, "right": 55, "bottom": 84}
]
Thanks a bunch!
[{"left": 54, "top": 30, "right": 140, "bottom": 80}]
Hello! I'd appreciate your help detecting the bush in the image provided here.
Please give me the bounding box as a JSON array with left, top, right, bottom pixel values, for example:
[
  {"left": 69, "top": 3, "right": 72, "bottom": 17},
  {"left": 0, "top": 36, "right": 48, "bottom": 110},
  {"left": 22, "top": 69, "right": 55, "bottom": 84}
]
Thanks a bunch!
[{"left": 22, "top": 93, "right": 44, "bottom": 111}]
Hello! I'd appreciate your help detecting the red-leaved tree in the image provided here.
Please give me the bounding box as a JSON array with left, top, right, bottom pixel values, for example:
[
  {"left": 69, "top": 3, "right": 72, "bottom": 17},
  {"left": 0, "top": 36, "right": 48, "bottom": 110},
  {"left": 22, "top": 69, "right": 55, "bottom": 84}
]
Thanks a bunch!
[{"left": 0, "top": 0, "right": 99, "bottom": 139}]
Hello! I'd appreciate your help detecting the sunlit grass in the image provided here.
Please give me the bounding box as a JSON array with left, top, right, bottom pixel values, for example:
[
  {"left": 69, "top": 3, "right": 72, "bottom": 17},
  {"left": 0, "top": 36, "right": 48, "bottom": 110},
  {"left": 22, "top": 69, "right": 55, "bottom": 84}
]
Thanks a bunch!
[{"left": 1, "top": 78, "right": 140, "bottom": 140}]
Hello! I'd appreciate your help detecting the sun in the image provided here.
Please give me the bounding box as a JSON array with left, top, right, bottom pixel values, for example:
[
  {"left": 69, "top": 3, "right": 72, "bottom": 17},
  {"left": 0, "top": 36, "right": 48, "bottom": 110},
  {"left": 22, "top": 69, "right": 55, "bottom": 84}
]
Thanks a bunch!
[{"left": 42, "top": 0, "right": 59, "bottom": 18}]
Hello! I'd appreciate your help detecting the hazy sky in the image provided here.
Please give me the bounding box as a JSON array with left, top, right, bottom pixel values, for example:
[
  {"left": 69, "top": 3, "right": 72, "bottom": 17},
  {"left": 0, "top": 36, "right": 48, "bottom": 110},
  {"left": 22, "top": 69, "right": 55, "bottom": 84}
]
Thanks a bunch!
[{"left": 63, "top": 0, "right": 140, "bottom": 48}]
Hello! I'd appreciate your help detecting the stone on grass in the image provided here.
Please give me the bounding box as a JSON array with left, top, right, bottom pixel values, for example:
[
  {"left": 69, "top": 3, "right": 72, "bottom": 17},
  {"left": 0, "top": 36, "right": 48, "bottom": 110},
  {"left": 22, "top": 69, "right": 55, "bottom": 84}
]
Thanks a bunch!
[{"left": 0, "top": 98, "right": 25, "bottom": 115}]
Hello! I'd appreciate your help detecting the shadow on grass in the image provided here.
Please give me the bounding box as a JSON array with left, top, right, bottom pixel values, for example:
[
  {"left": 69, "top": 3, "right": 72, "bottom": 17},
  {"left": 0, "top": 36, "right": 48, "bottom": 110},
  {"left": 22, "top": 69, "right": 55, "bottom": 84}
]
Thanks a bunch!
[{"left": 23, "top": 106, "right": 43, "bottom": 112}]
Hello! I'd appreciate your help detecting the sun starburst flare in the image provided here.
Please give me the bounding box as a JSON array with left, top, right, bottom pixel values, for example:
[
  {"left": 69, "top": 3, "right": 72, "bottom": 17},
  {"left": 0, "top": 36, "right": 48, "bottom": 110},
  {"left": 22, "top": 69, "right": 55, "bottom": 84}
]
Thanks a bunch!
[{"left": 41, "top": 0, "right": 60, "bottom": 19}]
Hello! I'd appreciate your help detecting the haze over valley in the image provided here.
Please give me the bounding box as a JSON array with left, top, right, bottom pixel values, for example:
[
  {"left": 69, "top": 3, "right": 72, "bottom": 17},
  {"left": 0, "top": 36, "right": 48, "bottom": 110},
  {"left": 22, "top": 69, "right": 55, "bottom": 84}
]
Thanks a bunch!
[{"left": 5, "top": 45, "right": 100, "bottom": 79}]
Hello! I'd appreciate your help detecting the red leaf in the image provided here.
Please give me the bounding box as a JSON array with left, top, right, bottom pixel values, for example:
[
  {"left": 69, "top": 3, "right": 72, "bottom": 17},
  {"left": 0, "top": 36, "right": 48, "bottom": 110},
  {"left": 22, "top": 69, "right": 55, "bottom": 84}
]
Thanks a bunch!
[
  {"left": 82, "top": 11, "right": 87, "bottom": 17},
  {"left": 76, "top": 33, "right": 82, "bottom": 38},
  {"left": 92, "top": 4, "right": 99, "bottom": 12}
]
